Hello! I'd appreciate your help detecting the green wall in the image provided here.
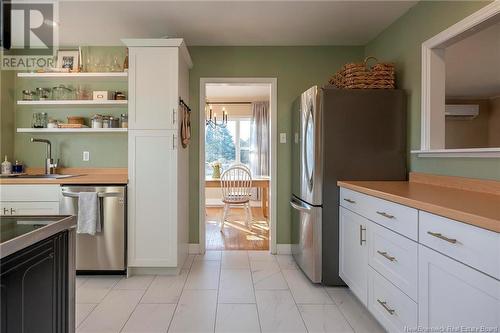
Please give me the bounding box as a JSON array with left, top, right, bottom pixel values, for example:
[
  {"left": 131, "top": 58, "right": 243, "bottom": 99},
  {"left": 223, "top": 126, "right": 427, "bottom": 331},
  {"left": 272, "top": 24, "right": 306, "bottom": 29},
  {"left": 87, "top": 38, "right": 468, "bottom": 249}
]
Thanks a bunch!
[
  {"left": 2, "top": 1, "right": 498, "bottom": 246},
  {"left": 4, "top": 47, "right": 128, "bottom": 168},
  {"left": 365, "top": 1, "right": 500, "bottom": 180},
  {"left": 187, "top": 46, "right": 365, "bottom": 243},
  {"left": 0, "top": 70, "right": 16, "bottom": 161}
]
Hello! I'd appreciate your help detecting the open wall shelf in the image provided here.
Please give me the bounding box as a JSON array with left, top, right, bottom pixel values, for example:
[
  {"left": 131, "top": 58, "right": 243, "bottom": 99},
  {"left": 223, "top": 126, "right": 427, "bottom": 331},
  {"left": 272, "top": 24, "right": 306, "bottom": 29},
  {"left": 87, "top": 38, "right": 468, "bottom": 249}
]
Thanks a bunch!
[
  {"left": 17, "top": 100, "right": 128, "bottom": 106},
  {"left": 17, "top": 72, "right": 128, "bottom": 78},
  {"left": 17, "top": 128, "right": 127, "bottom": 133}
]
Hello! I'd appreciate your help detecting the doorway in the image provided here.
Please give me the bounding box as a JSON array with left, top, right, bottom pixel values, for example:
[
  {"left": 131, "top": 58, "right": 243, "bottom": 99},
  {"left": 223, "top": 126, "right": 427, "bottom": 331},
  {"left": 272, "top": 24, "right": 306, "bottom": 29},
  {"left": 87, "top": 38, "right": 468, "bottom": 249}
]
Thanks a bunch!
[{"left": 199, "top": 78, "right": 277, "bottom": 253}]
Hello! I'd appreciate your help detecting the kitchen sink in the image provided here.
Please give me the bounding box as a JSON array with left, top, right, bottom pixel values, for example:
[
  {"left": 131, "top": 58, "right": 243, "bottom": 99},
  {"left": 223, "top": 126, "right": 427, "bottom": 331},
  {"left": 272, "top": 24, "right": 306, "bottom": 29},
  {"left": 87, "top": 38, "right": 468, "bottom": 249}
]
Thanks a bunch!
[{"left": 9, "top": 174, "right": 77, "bottom": 179}]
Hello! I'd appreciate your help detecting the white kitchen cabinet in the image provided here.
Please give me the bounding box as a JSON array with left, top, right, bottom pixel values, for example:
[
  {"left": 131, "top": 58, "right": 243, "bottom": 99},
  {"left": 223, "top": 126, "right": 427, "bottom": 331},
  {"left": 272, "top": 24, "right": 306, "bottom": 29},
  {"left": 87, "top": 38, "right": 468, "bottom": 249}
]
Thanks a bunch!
[
  {"left": 418, "top": 244, "right": 500, "bottom": 329},
  {"left": 0, "top": 185, "right": 60, "bottom": 201},
  {"left": 368, "top": 267, "right": 417, "bottom": 333},
  {"left": 0, "top": 185, "right": 60, "bottom": 216},
  {"left": 128, "top": 130, "right": 177, "bottom": 266},
  {"left": 0, "top": 201, "right": 59, "bottom": 216},
  {"left": 124, "top": 39, "right": 192, "bottom": 272},
  {"left": 368, "top": 220, "right": 418, "bottom": 301},
  {"left": 419, "top": 211, "right": 500, "bottom": 280},
  {"left": 127, "top": 47, "right": 178, "bottom": 130},
  {"left": 339, "top": 207, "right": 368, "bottom": 305},
  {"left": 339, "top": 186, "right": 499, "bottom": 330}
]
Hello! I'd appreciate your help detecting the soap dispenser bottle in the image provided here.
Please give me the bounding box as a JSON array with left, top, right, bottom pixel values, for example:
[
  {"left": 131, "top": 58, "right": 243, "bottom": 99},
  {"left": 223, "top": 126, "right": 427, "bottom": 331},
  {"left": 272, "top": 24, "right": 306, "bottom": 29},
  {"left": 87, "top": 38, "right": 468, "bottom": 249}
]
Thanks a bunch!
[{"left": 1, "top": 155, "right": 12, "bottom": 174}]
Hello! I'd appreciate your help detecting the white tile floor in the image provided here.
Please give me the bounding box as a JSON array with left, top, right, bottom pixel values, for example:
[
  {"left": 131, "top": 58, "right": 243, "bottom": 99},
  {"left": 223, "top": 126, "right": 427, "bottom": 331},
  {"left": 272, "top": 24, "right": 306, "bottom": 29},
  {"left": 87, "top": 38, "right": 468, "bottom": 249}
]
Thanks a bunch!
[{"left": 76, "top": 251, "right": 385, "bottom": 333}]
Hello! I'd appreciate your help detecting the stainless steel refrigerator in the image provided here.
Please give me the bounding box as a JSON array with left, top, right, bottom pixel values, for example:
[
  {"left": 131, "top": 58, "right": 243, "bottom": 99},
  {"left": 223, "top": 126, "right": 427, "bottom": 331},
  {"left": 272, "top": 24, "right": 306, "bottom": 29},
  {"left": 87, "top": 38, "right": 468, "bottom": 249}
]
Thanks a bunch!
[{"left": 290, "top": 86, "right": 407, "bottom": 285}]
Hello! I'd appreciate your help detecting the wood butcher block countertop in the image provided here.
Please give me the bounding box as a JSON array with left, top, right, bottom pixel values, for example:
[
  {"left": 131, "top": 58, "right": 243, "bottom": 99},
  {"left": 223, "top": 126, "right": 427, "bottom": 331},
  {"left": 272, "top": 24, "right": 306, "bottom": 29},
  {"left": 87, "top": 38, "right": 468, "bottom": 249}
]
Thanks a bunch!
[
  {"left": 0, "top": 168, "right": 128, "bottom": 185},
  {"left": 338, "top": 173, "right": 500, "bottom": 233}
]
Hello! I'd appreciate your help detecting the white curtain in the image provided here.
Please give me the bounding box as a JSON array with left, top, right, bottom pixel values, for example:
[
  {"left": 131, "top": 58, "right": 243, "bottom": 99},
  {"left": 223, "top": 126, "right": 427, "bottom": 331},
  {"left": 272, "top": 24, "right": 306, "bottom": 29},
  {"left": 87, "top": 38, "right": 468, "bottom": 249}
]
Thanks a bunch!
[{"left": 250, "top": 101, "right": 270, "bottom": 176}]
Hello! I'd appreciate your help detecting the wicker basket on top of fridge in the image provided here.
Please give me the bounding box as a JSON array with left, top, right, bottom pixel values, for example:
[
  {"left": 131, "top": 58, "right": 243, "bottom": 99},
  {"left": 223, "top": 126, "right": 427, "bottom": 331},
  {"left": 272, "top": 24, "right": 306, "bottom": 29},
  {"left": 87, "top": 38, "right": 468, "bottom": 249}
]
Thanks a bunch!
[{"left": 330, "top": 57, "right": 395, "bottom": 89}]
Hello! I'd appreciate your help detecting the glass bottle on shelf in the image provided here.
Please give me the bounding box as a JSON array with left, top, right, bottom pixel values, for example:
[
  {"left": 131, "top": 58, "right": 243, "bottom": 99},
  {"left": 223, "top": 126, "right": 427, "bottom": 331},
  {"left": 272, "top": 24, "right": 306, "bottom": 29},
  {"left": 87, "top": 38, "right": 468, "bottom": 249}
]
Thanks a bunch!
[{"left": 32, "top": 112, "right": 48, "bottom": 128}]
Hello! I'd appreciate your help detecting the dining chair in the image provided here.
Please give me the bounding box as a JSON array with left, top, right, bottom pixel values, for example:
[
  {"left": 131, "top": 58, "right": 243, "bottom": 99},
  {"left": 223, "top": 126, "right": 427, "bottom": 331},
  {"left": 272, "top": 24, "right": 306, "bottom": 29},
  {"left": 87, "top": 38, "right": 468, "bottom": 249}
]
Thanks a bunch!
[{"left": 220, "top": 165, "right": 253, "bottom": 231}]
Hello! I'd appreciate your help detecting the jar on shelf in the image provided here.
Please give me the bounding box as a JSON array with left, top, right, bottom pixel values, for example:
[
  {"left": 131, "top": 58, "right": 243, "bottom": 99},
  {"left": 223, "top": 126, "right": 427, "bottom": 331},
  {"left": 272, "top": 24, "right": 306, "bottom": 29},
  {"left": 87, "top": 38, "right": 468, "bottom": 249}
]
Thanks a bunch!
[
  {"left": 102, "top": 116, "right": 110, "bottom": 128},
  {"left": 109, "top": 116, "right": 119, "bottom": 128},
  {"left": 22, "top": 90, "right": 35, "bottom": 101},
  {"left": 120, "top": 114, "right": 128, "bottom": 128},
  {"left": 35, "top": 87, "right": 50, "bottom": 100},
  {"left": 91, "top": 114, "right": 103, "bottom": 128},
  {"left": 115, "top": 91, "right": 126, "bottom": 100},
  {"left": 52, "top": 85, "right": 73, "bottom": 100}
]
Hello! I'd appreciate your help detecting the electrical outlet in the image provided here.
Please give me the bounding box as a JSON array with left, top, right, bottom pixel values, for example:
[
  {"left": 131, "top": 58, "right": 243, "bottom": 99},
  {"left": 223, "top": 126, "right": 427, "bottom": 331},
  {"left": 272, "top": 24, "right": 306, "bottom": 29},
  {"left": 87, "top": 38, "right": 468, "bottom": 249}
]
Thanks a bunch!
[
  {"left": 280, "top": 133, "right": 287, "bottom": 143},
  {"left": 83, "top": 151, "right": 90, "bottom": 161}
]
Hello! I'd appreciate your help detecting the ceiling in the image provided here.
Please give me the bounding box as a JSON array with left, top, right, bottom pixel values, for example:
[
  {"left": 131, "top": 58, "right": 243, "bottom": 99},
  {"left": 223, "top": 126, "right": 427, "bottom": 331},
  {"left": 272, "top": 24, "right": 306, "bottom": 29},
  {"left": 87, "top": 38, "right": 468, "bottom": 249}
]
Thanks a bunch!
[
  {"left": 206, "top": 84, "right": 270, "bottom": 101},
  {"left": 445, "top": 21, "right": 500, "bottom": 98},
  {"left": 57, "top": 1, "right": 417, "bottom": 46}
]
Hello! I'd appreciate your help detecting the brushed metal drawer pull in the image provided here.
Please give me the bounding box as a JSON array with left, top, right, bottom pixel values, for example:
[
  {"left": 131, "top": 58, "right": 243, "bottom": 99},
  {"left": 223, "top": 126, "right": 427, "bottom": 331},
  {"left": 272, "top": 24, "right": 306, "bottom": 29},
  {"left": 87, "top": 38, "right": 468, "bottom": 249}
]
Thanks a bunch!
[
  {"left": 376, "top": 211, "right": 395, "bottom": 219},
  {"left": 377, "top": 250, "right": 396, "bottom": 262},
  {"left": 343, "top": 198, "right": 356, "bottom": 204},
  {"left": 359, "top": 225, "right": 366, "bottom": 246},
  {"left": 427, "top": 231, "right": 457, "bottom": 244},
  {"left": 377, "top": 299, "right": 395, "bottom": 315}
]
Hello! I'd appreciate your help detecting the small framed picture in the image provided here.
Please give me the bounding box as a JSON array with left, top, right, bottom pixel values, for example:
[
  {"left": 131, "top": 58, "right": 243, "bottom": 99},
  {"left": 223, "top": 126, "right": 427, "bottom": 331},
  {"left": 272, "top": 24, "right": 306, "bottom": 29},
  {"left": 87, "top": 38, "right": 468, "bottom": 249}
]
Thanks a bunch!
[{"left": 57, "top": 50, "right": 80, "bottom": 72}]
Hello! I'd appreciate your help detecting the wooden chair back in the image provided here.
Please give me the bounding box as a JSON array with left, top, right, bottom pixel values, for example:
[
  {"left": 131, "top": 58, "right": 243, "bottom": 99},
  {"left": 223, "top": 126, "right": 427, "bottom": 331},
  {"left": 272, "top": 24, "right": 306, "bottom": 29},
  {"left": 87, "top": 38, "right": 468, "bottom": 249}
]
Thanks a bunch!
[{"left": 220, "top": 165, "right": 253, "bottom": 204}]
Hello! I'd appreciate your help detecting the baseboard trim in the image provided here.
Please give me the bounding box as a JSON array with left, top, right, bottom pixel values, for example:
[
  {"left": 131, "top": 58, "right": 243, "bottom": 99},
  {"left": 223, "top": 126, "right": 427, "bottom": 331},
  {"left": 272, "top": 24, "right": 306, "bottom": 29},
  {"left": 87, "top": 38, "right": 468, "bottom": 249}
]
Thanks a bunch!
[
  {"left": 187, "top": 243, "right": 289, "bottom": 254},
  {"left": 276, "top": 244, "right": 292, "bottom": 254},
  {"left": 127, "top": 266, "right": 180, "bottom": 276},
  {"left": 188, "top": 243, "right": 201, "bottom": 254}
]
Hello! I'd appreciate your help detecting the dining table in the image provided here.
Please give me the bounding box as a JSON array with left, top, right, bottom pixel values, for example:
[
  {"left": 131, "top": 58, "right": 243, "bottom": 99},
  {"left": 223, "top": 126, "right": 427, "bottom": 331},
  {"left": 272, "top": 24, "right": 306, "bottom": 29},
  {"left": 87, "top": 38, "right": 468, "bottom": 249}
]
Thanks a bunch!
[{"left": 205, "top": 176, "right": 270, "bottom": 217}]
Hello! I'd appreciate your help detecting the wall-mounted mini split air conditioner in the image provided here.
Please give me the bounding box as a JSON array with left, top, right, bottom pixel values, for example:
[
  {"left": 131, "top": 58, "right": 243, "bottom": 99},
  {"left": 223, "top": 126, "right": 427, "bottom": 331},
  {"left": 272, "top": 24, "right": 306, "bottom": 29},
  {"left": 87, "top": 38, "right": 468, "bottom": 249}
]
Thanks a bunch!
[{"left": 445, "top": 104, "right": 480, "bottom": 120}]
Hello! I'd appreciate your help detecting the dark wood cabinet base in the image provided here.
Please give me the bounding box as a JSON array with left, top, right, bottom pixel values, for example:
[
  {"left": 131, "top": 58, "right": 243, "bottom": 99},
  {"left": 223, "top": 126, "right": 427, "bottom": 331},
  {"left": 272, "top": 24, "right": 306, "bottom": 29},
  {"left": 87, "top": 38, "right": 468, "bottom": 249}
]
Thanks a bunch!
[{"left": 1, "top": 231, "right": 70, "bottom": 333}]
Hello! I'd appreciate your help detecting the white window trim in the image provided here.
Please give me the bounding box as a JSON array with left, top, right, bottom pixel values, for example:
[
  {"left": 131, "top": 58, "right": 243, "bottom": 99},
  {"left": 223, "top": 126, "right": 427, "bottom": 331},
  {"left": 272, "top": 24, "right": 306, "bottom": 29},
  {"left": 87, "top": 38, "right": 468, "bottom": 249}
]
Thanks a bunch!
[
  {"left": 228, "top": 117, "right": 251, "bottom": 164},
  {"left": 415, "top": 1, "right": 500, "bottom": 158}
]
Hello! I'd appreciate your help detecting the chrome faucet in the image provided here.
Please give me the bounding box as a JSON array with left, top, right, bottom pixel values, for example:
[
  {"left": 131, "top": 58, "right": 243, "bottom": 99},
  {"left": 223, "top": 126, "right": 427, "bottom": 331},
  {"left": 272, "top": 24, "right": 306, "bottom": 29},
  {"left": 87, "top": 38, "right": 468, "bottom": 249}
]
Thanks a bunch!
[{"left": 30, "top": 138, "right": 58, "bottom": 174}]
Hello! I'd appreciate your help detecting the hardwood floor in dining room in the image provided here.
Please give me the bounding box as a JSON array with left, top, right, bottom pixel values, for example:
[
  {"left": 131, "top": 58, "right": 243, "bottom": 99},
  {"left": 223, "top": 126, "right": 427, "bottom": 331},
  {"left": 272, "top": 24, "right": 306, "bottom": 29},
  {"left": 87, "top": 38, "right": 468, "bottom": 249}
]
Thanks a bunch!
[{"left": 205, "top": 207, "right": 269, "bottom": 251}]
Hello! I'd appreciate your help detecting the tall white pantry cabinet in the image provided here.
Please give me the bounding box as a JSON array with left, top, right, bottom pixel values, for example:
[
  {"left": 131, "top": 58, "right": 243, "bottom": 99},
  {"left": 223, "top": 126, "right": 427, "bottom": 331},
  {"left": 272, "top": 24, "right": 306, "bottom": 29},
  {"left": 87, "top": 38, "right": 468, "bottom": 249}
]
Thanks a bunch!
[{"left": 123, "top": 39, "right": 192, "bottom": 273}]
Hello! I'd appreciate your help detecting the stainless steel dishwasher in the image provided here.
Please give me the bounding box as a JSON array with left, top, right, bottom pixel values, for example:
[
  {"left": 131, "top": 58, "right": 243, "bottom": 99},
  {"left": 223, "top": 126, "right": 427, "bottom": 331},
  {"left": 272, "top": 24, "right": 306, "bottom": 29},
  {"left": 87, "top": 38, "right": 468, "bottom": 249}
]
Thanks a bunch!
[{"left": 60, "top": 185, "right": 126, "bottom": 273}]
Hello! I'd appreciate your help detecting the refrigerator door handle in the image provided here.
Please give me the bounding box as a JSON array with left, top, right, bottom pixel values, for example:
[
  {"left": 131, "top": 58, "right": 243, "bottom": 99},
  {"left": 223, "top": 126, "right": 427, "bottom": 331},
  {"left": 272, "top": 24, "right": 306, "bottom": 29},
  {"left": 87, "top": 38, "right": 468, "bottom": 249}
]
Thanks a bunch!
[{"left": 290, "top": 198, "right": 312, "bottom": 213}]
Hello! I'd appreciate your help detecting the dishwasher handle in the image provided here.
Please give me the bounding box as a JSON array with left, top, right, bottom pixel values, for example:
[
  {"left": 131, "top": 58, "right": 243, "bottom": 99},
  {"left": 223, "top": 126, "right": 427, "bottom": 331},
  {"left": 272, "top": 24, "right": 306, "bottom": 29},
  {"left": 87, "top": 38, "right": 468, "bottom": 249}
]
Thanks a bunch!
[{"left": 62, "top": 191, "right": 122, "bottom": 198}]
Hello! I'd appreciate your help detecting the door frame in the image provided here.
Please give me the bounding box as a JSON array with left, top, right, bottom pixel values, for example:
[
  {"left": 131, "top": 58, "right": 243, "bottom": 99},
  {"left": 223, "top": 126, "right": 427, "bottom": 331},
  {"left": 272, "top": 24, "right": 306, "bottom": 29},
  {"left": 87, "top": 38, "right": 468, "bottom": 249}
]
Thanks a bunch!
[{"left": 199, "top": 77, "right": 278, "bottom": 254}]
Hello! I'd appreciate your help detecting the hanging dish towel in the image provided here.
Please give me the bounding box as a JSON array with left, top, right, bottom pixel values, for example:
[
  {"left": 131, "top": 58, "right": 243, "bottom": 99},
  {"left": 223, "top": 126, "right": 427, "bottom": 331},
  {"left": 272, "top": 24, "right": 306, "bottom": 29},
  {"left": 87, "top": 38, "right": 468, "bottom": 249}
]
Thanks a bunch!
[
  {"left": 180, "top": 103, "right": 191, "bottom": 148},
  {"left": 77, "top": 192, "right": 101, "bottom": 235}
]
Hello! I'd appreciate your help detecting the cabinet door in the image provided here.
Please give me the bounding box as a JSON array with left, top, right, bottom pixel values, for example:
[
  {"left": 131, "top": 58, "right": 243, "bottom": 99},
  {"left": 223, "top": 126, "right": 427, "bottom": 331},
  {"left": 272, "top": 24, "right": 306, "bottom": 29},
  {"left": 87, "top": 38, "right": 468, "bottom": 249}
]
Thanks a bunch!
[
  {"left": 1, "top": 201, "right": 60, "bottom": 216},
  {"left": 339, "top": 207, "right": 368, "bottom": 305},
  {"left": 128, "top": 47, "right": 178, "bottom": 130},
  {"left": 418, "top": 245, "right": 500, "bottom": 329},
  {"left": 1, "top": 231, "right": 68, "bottom": 333},
  {"left": 128, "top": 130, "right": 178, "bottom": 267}
]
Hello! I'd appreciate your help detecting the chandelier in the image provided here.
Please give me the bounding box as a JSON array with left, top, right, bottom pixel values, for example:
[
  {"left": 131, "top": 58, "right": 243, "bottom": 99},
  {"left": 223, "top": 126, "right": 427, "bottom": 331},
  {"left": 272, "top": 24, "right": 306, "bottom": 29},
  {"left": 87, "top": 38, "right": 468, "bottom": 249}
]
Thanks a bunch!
[{"left": 205, "top": 102, "right": 228, "bottom": 128}]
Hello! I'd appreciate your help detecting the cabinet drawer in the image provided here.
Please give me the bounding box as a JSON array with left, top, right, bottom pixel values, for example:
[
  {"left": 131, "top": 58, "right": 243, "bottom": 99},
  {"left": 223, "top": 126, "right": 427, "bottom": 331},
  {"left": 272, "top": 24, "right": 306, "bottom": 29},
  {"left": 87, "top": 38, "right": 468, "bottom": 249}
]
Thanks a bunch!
[
  {"left": 0, "top": 202, "right": 60, "bottom": 216},
  {"left": 368, "top": 221, "right": 418, "bottom": 301},
  {"left": 340, "top": 188, "right": 418, "bottom": 240},
  {"left": 368, "top": 267, "right": 417, "bottom": 333},
  {"left": 419, "top": 211, "right": 499, "bottom": 279},
  {"left": 0, "top": 185, "right": 60, "bottom": 202}
]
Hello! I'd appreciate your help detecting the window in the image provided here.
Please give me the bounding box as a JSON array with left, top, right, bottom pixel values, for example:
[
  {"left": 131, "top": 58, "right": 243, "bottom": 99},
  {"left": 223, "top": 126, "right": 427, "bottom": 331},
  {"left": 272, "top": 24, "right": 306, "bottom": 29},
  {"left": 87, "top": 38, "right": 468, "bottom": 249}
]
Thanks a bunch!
[
  {"left": 205, "top": 117, "right": 252, "bottom": 177},
  {"left": 417, "top": 4, "right": 500, "bottom": 157}
]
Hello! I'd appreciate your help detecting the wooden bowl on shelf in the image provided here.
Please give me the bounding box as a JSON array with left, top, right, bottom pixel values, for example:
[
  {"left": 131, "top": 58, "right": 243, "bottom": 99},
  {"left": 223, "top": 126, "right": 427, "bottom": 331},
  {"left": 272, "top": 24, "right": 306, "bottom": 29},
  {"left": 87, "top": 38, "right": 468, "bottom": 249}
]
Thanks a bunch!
[{"left": 67, "top": 116, "right": 85, "bottom": 125}]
